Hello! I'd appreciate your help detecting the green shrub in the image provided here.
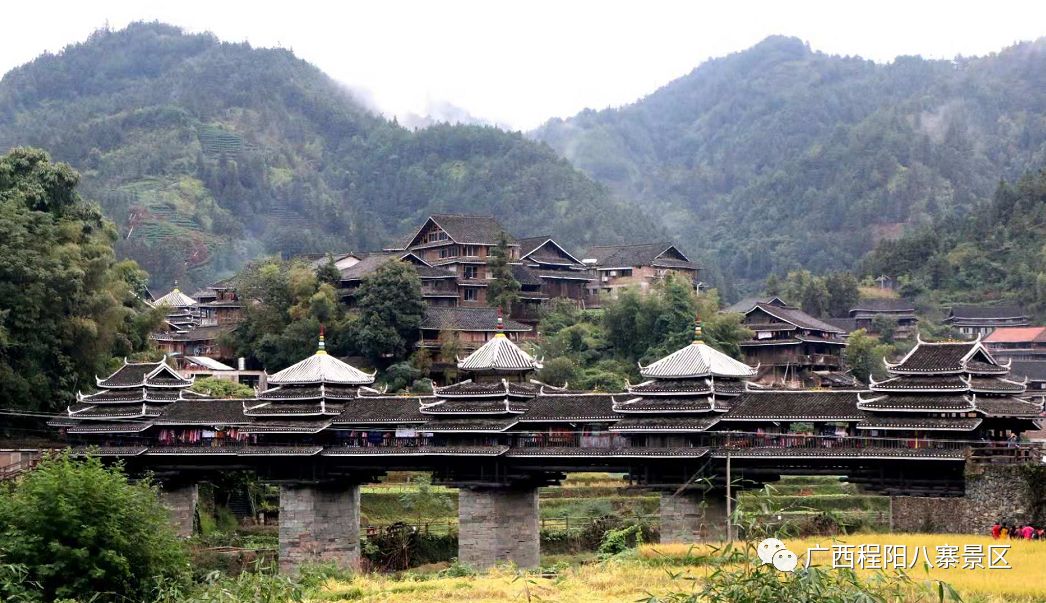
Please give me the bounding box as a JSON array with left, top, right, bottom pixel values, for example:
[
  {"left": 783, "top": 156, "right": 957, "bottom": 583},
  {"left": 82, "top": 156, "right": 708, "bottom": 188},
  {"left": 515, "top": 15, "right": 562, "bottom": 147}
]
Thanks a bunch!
[{"left": 0, "top": 452, "right": 189, "bottom": 602}]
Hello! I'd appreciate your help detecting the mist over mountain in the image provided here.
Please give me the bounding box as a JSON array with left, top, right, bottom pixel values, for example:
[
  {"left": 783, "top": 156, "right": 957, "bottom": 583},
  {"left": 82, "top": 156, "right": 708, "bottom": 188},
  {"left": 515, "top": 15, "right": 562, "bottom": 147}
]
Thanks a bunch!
[
  {"left": 533, "top": 36, "right": 1046, "bottom": 292},
  {"left": 0, "top": 22, "right": 659, "bottom": 289}
]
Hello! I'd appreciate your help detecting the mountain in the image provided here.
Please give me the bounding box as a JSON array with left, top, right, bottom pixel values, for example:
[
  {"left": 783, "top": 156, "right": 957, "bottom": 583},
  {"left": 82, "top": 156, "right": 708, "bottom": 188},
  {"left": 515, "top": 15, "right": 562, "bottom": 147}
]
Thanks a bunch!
[
  {"left": 0, "top": 23, "right": 659, "bottom": 289},
  {"left": 862, "top": 167, "right": 1046, "bottom": 317},
  {"left": 533, "top": 36, "right": 1046, "bottom": 292}
]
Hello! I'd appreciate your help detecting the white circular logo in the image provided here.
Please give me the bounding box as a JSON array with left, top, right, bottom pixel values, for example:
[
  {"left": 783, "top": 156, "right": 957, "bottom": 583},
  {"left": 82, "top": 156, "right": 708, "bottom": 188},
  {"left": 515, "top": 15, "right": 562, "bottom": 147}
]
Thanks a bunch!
[
  {"left": 772, "top": 548, "right": 799, "bottom": 572},
  {"left": 757, "top": 538, "right": 786, "bottom": 564}
]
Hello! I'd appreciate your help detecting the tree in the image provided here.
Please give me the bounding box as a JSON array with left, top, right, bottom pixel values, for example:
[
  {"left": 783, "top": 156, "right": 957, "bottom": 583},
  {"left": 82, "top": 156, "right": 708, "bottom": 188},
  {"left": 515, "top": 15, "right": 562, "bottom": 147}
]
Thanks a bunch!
[
  {"left": 190, "top": 376, "right": 255, "bottom": 398},
  {"left": 0, "top": 452, "right": 189, "bottom": 602},
  {"left": 871, "top": 314, "right": 898, "bottom": 344},
  {"left": 316, "top": 253, "right": 341, "bottom": 286},
  {"left": 844, "top": 329, "right": 892, "bottom": 383},
  {"left": 485, "top": 231, "right": 520, "bottom": 313},
  {"left": 0, "top": 148, "right": 162, "bottom": 411},
  {"left": 824, "top": 272, "right": 860, "bottom": 318},
  {"left": 538, "top": 357, "right": 579, "bottom": 387},
  {"left": 226, "top": 259, "right": 349, "bottom": 370},
  {"left": 354, "top": 261, "right": 425, "bottom": 363},
  {"left": 781, "top": 270, "right": 830, "bottom": 317}
]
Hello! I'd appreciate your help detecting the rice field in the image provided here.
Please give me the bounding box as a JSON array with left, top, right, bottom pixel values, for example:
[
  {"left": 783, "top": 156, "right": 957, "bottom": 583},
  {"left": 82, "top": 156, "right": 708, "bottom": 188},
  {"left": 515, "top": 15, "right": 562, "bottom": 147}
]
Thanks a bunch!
[{"left": 313, "top": 534, "right": 1046, "bottom": 602}]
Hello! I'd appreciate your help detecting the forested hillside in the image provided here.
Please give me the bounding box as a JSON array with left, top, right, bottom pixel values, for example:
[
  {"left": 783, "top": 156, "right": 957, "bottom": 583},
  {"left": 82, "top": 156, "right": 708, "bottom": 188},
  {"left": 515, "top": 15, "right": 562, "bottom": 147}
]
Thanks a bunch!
[
  {"left": 534, "top": 36, "right": 1046, "bottom": 292},
  {"left": 0, "top": 23, "right": 659, "bottom": 289},
  {"left": 862, "top": 167, "right": 1046, "bottom": 317}
]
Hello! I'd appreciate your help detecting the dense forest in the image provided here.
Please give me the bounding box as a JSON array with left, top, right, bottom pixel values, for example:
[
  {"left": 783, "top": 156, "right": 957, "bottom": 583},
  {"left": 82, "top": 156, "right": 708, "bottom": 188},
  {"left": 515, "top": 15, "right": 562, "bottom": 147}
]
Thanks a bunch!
[
  {"left": 534, "top": 36, "right": 1046, "bottom": 293},
  {"left": 0, "top": 23, "right": 660, "bottom": 290},
  {"left": 862, "top": 167, "right": 1046, "bottom": 317}
]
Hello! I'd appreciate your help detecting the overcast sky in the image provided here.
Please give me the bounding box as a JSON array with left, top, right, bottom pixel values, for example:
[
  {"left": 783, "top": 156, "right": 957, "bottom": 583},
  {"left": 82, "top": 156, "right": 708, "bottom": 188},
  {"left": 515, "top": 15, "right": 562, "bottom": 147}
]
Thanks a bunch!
[{"left": 2, "top": 0, "right": 1044, "bottom": 130}]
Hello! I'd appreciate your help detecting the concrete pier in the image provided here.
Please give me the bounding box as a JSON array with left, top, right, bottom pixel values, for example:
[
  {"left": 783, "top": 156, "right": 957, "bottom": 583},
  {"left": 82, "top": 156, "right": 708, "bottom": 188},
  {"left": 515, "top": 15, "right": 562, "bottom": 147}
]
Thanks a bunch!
[
  {"left": 279, "top": 482, "right": 361, "bottom": 573},
  {"left": 458, "top": 487, "right": 540, "bottom": 569},
  {"left": 660, "top": 491, "right": 728, "bottom": 543},
  {"left": 159, "top": 482, "right": 198, "bottom": 538}
]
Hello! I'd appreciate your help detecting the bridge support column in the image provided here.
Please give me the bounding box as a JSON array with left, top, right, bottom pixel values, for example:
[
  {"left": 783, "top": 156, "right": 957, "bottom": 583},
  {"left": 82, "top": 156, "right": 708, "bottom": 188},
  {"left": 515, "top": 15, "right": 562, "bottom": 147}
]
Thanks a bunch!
[
  {"left": 279, "top": 483, "right": 360, "bottom": 574},
  {"left": 458, "top": 487, "right": 540, "bottom": 569},
  {"left": 159, "top": 482, "right": 198, "bottom": 538},
  {"left": 660, "top": 492, "right": 728, "bottom": 543}
]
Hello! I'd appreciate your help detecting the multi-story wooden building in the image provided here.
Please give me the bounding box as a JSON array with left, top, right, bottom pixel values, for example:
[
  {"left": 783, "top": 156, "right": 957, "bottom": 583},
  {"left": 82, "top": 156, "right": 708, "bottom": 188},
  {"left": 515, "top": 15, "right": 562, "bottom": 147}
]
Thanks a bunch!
[
  {"left": 387, "top": 214, "right": 520, "bottom": 307},
  {"left": 512, "top": 236, "right": 594, "bottom": 320},
  {"left": 582, "top": 242, "right": 699, "bottom": 301},
  {"left": 944, "top": 304, "right": 1029, "bottom": 338},
  {"left": 738, "top": 302, "right": 847, "bottom": 386}
]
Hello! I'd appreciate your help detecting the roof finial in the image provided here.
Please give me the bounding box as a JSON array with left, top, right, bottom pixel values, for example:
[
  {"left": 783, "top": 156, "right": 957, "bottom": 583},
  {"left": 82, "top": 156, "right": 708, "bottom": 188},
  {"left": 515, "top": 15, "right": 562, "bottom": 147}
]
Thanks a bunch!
[
  {"left": 317, "top": 324, "right": 327, "bottom": 355},
  {"left": 496, "top": 307, "right": 505, "bottom": 337},
  {"left": 693, "top": 313, "right": 704, "bottom": 344}
]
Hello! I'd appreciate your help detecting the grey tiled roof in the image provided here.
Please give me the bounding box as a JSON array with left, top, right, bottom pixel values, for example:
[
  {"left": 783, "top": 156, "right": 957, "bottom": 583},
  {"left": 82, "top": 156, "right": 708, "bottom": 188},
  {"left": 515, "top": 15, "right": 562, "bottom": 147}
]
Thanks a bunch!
[
  {"left": 154, "top": 399, "right": 249, "bottom": 425},
  {"left": 1010, "top": 361, "right": 1046, "bottom": 382},
  {"left": 748, "top": 303, "right": 845, "bottom": 334},
  {"left": 857, "top": 394, "right": 975, "bottom": 413},
  {"left": 849, "top": 299, "right": 916, "bottom": 313},
  {"left": 421, "top": 307, "right": 531, "bottom": 332},
  {"left": 887, "top": 341, "right": 981, "bottom": 374},
  {"left": 517, "top": 394, "right": 618, "bottom": 421},
  {"left": 722, "top": 296, "right": 787, "bottom": 314},
  {"left": 584, "top": 242, "right": 696, "bottom": 270},
  {"left": 639, "top": 342, "right": 757, "bottom": 379},
  {"left": 333, "top": 397, "right": 426, "bottom": 424},
  {"left": 947, "top": 304, "right": 1027, "bottom": 320},
  {"left": 457, "top": 334, "right": 542, "bottom": 372},
  {"left": 974, "top": 397, "right": 1042, "bottom": 418},
  {"left": 723, "top": 391, "right": 864, "bottom": 421}
]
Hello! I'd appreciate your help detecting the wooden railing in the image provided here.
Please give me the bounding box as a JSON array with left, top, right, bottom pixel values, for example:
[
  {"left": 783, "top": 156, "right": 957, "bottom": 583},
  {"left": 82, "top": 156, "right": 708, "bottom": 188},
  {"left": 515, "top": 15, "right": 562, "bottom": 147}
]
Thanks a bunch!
[{"left": 0, "top": 453, "right": 42, "bottom": 482}]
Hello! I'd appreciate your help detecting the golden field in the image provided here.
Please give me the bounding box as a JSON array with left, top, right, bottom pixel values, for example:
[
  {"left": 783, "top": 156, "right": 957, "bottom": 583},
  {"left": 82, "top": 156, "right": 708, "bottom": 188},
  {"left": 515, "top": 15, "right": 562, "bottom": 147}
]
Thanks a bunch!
[{"left": 313, "top": 534, "right": 1046, "bottom": 602}]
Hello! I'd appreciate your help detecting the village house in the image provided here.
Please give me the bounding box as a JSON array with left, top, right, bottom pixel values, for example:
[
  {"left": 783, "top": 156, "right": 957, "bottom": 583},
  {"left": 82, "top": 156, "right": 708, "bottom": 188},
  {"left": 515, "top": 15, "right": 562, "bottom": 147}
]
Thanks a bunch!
[
  {"left": 386, "top": 214, "right": 521, "bottom": 307},
  {"left": 737, "top": 302, "right": 848, "bottom": 386},
  {"left": 944, "top": 304, "right": 1029, "bottom": 338},
  {"left": 983, "top": 326, "right": 1046, "bottom": 362},
  {"left": 582, "top": 242, "right": 699, "bottom": 302},
  {"left": 847, "top": 299, "right": 918, "bottom": 338}
]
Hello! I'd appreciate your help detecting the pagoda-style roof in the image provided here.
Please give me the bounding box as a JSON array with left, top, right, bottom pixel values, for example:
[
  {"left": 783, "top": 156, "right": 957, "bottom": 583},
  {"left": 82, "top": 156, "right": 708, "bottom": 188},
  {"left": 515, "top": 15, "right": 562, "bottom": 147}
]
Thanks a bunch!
[
  {"left": 153, "top": 288, "right": 198, "bottom": 308},
  {"left": 97, "top": 359, "right": 192, "bottom": 389},
  {"left": 639, "top": 342, "right": 756, "bottom": 379},
  {"left": 433, "top": 379, "right": 550, "bottom": 399},
  {"left": 267, "top": 350, "right": 375, "bottom": 386},
  {"left": 613, "top": 396, "right": 716, "bottom": 414},
  {"left": 457, "top": 332, "right": 542, "bottom": 372},
  {"left": 884, "top": 336, "right": 1005, "bottom": 375},
  {"left": 869, "top": 375, "right": 968, "bottom": 392},
  {"left": 856, "top": 393, "right": 976, "bottom": 413},
  {"left": 420, "top": 398, "right": 527, "bottom": 415}
]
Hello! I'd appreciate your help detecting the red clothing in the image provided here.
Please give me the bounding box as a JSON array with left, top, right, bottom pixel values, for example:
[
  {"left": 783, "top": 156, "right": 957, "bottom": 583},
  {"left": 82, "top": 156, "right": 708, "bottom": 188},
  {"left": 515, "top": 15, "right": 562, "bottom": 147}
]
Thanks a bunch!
[
  {"left": 992, "top": 524, "right": 1002, "bottom": 539},
  {"left": 1023, "top": 526, "right": 1035, "bottom": 540}
]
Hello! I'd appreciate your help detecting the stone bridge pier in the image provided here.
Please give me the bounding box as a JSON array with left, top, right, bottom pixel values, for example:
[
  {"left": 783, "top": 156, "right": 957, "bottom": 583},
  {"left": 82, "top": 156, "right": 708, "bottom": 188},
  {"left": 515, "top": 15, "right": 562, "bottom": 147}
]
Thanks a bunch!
[
  {"left": 458, "top": 486, "right": 540, "bottom": 569},
  {"left": 660, "top": 490, "right": 729, "bottom": 543},
  {"left": 891, "top": 463, "right": 1042, "bottom": 533},
  {"left": 159, "top": 482, "right": 199, "bottom": 539},
  {"left": 278, "top": 482, "right": 361, "bottom": 574}
]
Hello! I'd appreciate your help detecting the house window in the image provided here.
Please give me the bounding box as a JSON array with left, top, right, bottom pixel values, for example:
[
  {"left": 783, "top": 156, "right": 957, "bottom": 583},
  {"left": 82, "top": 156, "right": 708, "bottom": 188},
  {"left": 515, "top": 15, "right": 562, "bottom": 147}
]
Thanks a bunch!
[
  {"left": 439, "top": 246, "right": 458, "bottom": 259},
  {"left": 463, "top": 265, "right": 478, "bottom": 279},
  {"left": 463, "top": 245, "right": 477, "bottom": 257},
  {"left": 463, "top": 288, "right": 478, "bottom": 302},
  {"left": 620, "top": 268, "right": 633, "bottom": 277}
]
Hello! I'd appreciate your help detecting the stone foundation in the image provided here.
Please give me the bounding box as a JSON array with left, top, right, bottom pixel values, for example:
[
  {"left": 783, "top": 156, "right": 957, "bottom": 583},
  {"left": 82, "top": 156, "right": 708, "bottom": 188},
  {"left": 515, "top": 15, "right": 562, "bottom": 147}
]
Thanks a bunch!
[
  {"left": 279, "top": 483, "right": 360, "bottom": 574},
  {"left": 892, "top": 464, "right": 1036, "bottom": 533},
  {"left": 159, "top": 482, "right": 198, "bottom": 538},
  {"left": 458, "top": 487, "right": 540, "bottom": 569},
  {"left": 660, "top": 492, "right": 728, "bottom": 543}
]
